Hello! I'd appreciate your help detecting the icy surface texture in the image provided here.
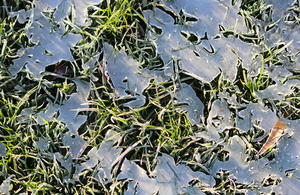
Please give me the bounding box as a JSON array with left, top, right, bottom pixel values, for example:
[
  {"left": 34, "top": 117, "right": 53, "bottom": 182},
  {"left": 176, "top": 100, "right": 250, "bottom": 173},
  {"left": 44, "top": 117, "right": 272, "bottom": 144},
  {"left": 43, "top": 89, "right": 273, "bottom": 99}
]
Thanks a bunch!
[
  {"left": 5, "top": 0, "right": 300, "bottom": 194},
  {"left": 103, "top": 43, "right": 152, "bottom": 108},
  {"left": 9, "top": 0, "right": 100, "bottom": 78},
  {"left": 73, "top": 130, "right": 122, "bottom": 184},
  {"left": 196, "top": 99, "right": 234, "bottom": 142},
  {"left": 140, "top": 0, "right": 300, "bottom": 192},
  {"left": 35, "top": 79, "right": 91, "bottom": 183},
  {"left": 174, "top": 83, "right": 204, "bottom": 125},
  {"left": 143, "top": 0, "right": 260, "bottom": 82},
  {"left": 71, "top": 130, "right": 215, "bottom": 194},
  {"left": 261, "top": 0, "right": 300, "bottom": 66},
  {"left": 119, "top": 152, "right": 215, "bottom": 194},
  {"left": 0, "top": 175, "right": 14, "bottom": 194},
  {"left": 0, "top": 143, "right": 6, "bottom": 157}
]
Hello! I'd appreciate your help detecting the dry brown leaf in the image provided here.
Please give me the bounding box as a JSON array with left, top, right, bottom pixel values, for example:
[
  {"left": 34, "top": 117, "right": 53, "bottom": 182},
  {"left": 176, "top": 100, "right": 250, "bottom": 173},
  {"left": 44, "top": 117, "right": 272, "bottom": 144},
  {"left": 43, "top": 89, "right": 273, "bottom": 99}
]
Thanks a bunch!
[{"left": 257, "top": 119, "right": 286, "bottom": 156}]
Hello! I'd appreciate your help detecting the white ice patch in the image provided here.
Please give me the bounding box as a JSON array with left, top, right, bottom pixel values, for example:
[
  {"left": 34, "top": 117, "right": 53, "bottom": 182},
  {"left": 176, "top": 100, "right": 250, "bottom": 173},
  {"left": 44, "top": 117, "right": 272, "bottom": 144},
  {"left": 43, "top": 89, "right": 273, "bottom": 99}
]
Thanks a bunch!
[
  {"left": 143, "top": 0, "right": 259, "bottom": 82},
  {"left": 9, "top": 0, "right": 96, "bottom": 78},
  {"left": 0, "top": 175, "right": 14, "bottom": 194},
  {"left": 120, "top": 153, "right": 215, "bottom": 195},
  {"left": 103, "top": 43, "right": 152, "bottom": 108},
  {"left": 0, "top": 143, "right": 6, "bottom": 157},
  {"left": 174, "top": 83, "right": 204, "bottom": 125},
  {"left": 74, "top": 130, "right": 122, "bottom": 184},
  {"left": 196, "top": 99, "right": 234, "bottom": 142}
]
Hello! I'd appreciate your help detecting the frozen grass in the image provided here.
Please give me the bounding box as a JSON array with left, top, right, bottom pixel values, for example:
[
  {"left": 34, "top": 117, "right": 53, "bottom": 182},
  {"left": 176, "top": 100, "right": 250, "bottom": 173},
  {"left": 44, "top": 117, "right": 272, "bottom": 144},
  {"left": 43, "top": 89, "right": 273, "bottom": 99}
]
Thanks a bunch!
[{"left": 1, "top": 0, "right": 300, "bottom": 194}]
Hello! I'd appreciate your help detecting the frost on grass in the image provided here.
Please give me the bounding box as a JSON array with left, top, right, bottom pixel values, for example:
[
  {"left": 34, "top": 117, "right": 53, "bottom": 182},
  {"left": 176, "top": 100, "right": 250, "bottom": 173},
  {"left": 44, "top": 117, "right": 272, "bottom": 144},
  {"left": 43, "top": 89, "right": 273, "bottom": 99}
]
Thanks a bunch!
[
  {"left": 36, "top": 79, "right": 90, "bottom": 132},
  {"left": 35, "top": 79, "right": 90, "bottom": 180},
  {"left": 271, "top": 121, "right": 300, "bottom": 194},
  {"left": 211, "top": 120, "right": 300, "bottom": 194},
  {"left": 141, "top": 3, "right": 300, "bottom": 192},
  {"left": 211, "top": 135, "right": 278, "bottom": 186},
  {"left": 34, "top": 138, "right": 49, "bottom": 151},
  {"left": 161, "top": 0, "right": 248, "bottom": 37},
  {"left": 256, "top": 79, "right": 298, "bottom": 101},
  {"left": 36, "top": 103, "right": 59, "bottom": 125},
  {"left": 238, "top": 102, "right": 277, "bottom": 137},
  {"left": 210, "top": 126, "right": 300, "bottom": 193},
  {"left": 209, "top": 98, "right": 300, "bottom": 192},
  {"left": 192, "top": 79, "right": 299, "bottom": 192},
  {"left": 5, "top": 0, "right": 300, "bottom": 193},
  {"left": 264, "top": 0, "right": 295, "bottom": 22},
  {"left": 261, "top": 0, "right": 300, "bottom": 67}
]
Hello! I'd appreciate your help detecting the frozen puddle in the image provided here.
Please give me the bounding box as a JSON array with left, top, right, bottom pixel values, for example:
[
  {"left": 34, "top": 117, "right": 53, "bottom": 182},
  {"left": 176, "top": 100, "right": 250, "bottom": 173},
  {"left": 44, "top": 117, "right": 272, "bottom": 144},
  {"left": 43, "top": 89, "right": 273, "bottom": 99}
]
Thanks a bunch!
[{"left": 6, "top": 0, "right": 300, "bottom": 194}]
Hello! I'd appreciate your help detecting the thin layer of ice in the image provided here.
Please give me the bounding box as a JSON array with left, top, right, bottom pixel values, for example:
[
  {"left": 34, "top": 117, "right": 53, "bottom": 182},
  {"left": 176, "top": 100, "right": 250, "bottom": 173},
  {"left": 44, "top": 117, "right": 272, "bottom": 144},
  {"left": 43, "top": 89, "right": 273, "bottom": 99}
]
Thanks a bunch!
[
  {"left": 17, "top": 107, "right": 34, "bottom": 123},
  {"left": 10, "top": 0, "right": 84, "bottom": 79},
  {"left": 143, "top": 4, "right": 257, "bottom": 82},
  {"left": 211, "top": 113, "right": 300, "bottom": 193},
  {"left": 250, "top": 119, "right": 300, "bottom": 193},
  {"left": 51, "top": 152, "right": 73, "bottom": 174},
  {"left": 120, "top": 153, "right": 214, "bottom": 194},
  {"left": 12, "top": 0, "right": 101, "bottom": 26},
  {"left": 196, "top": 99, "right": 234, "bottom": 142},
  {"left": 120, "top": 159, "right": 159, "bottom": 195},
  {"left": 151, "top": 154, "right": 215, "bottom": 188},
  {"left": 162, "top": 0, "right": 248, "bottom": 37},
  {"left": 58, "top": 79, "right": 89, "bottom": 120},
  {"left": 256, "top": 79, "right": 298, "bottom": 101},
  {"left": 34, "top": 138, "right": 49, "bottom": 151},
  {"left": 211, "top": 135, "right": 281, "bottom": 189},
  {"left": 238, "top": 102, "right": 278, "bottom": 139},
  {"left": 143, "top": 8, "right": 220, "bottom": 82},
  {"left": 174, "top": 83, "right": 204, "bottom": 125},
  {"left": 53, "top": 0, "right": 103, "bottom": 26},
  {"left": 33, "top": 79, "right": 90, "bottom": 174},
  {"left": 267, "top": 65, "right": 293, "bottom": 83},
  {"left": 261, "top": 0, "right": 300, "bottom": 67},
  {"left": 36, "top": 102, "right": 59, "bottom": 125},
  {"left": 103, "top": 43, "right": 151, "bottom": 108},
  {"left": 211, "top": 136, "right": 250, "bottom": 179},
  {"left": 264, "top": 0, "right": 295, "bottom": 22},
  {"left": 0, "top": 143, "right": 6, "bottom": 157},
  {"left": 0, "top": 175, "right": 14, "bottom": 194},
  {"left": 74, "top": 130, "right": 122, "bottom": 183}
]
